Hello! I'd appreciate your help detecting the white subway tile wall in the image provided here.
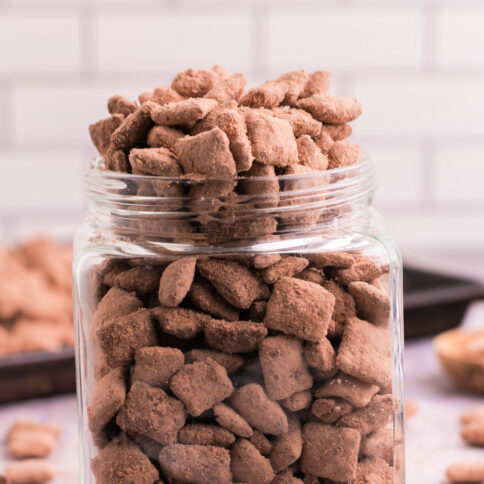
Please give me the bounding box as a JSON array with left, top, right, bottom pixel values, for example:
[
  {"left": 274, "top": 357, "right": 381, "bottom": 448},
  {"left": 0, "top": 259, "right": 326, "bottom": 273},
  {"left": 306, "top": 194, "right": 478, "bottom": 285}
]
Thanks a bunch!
[{"left": 0, "top": 0, "right": 483, "bottom": 252}]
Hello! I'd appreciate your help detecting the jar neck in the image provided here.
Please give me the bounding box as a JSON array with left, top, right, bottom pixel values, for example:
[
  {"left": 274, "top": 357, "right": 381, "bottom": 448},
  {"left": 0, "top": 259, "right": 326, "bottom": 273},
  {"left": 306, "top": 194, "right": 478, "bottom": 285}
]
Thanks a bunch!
[{"left": 85, "top": 159, "right": 376, "bottom": 252}]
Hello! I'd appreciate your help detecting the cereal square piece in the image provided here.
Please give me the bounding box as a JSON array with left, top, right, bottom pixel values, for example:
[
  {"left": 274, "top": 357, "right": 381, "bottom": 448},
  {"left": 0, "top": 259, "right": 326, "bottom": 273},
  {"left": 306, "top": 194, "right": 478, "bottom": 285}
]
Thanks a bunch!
[
  {"left": 105, "top": 147, "right": 128, "bottom": 172},
  {"left": 354, "top": 457, "right": 393, "bottom": 484},
  {"left": 311, "top": 398, "right": 353, "bottom": 424},
  {"left": 301, "top": 70, "right": 331, "bottom": 98},
  {"left": 281, "top": 390, "right": 313, "bottom": 412},
  {"left": 146, "top": 125, "right": 184, "bottom": 150},
  {"left": 277, "top": 69, "right": 308, "bottom": 105},
  {"left": 361, "top": 425, "right": 394, "bottom": 465},
  {"left": 231, "top": 439, "right": 275, "bottom": 484},
  {"left": 205, "top": 72, "right": 247, "bottom": 103},
  {"left": 296, "top": 94, "right": 362, "bottom": 124},
  {"left": 114, "top": 266, "right": 162, "bottom": 294},
  {"left": 171, "top": 68, "right": 219, "bottom": 97},
  {"left": 102, "top": 261, "right": 130, "bottom": 287},
  {"left": 107, "top": 94, "right": 137, "bottom": 117},
  {"left": 328, "top": 140, "right": 360, "bottom": 169},
  {"left": 261, "top": 256, "right": 309, "bottom": 284},
  {"left": 297, "top": 136, "right": 328, "bottom": 171},
  {"left": 231, "top": 384, "right": 288, "bottom": 436},
  {"left": 89, "top": 114, "right": 124, "bottom": 156},
  {"left": 5, "top": 460, "right": 55, "bottom": 484},
  {"left": 7, "top": 426, "right": 59, "bottom": 459},
  {"left": 170, "top": 358, "right": 234, "bottom": 416},
  {"left": 174, "top": 127, "right": 237, "bottom": 177},
  {"left": 301, "top": 422, "right": 360, "bottom": 481},
  {"left": 96, "top": 308, "right": 158, "bottom": 368},
  {"left": 323, "top": 123, "right": 352, "bottom": 141},
  {"left": 250, "top": 431, "right": 273, "bottom": 455},
  {"left": 198, "top": 258, "right": 269, "bottom": 309},
  {"left": 128, "top": 147, "right": 181, "bottom": 177},
  {"left": 111, "top": 105, "right": 153, "bottom": 151},
  {"left": 295, "top": 268, "right": 325, "bottom": 285},
  {"left": 308, "top": 251, "right": 355, "bottom": 268},
  {"left": 272, "top": 108, "right": 321, "bottom": 138},
  {"left": 214, "top": 403, "right": 253, "bottom": 438},
  {"left": 185, "top": 349, "right": 244, "bottom": 374},
  {"left": 193, "top": 103, "right": 253, "bottom": 172},
  {"left": 132, "top": 346, "right": 184, "bottom": 389},
  {"left": 245, "top": 110, "right": 298, "bottom": 167},
  {"left": 336, "top": 318, "right": 392, "bottom": 387},
  {"left": 240, "top": 81, "right": 288, "bottom": 108},
  {"left": 150, "top": 98, "right": 218, "bottom": 126},
  {"left": 313, "top": 129, "right": 334, "bottom": 155},
  {"left": 205, "top": 319, "right": 268, "bottom": 354},
  {"left": 139, "top": 86, "right": 184, "bottom": 106},
  {"left": 87, "top": 367, "right": 126, "bottom": 433},
  {"left": 270, "top": 413, "right": 303, "bottom": 472},
  {"left": 264, "top": 277, "right": 335, "bottom": 342},
  {"left": 158, "top": 257, "right": 196, "bottom": 307},
  {"left": 272, "top": 471, "right": 303, "bottom": 484},
  {"left": 348, "top": 281, "right": 391, "bottom": 327},
  {"left": 314, "top": 372, "right": 379, "bottom": 408},
  {"left": 253, "top": 253, "right": 282, "bottom": 269},
  {"left": 91, "top": 434, "right": 159, "bottom": 484},
  {"left": 304, "top": 337, "right": 337, "bottom": 378},
  {"left": 238, "top": 163, "right": 280, "bottom": 207},
  {"left": 189, "top": 278, "right": 240, "bottom": 321},
  {"left": 159, "top": 444, "right": 232, "bottom": 484},
  {"left": 151, "top": 306, "right": 211, "bottom": 340},
  {"left": 322, "top": 280, "right": 356, "bottom": 327},
  {"left": 337, "top": 394, "right": 393, "bottom": 435},
  {"left": 116, "top": 381, "right": 186, "bottom": 445},
  {"left": 327, "top": 256, "right": 388, "bottom": 284},
  {"left": 259, "top": 335, "right": 313, "bottom": 400},
  {"left": 178, "top": 424, "right": 235, "bottom": 448}
]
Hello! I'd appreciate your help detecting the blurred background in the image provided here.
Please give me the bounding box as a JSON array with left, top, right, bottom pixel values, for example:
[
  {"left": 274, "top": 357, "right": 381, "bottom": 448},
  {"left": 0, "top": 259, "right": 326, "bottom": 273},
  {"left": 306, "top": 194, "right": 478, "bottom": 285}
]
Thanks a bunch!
[{"left": 0, "top": 1, "right": 483, "bottom": 483}]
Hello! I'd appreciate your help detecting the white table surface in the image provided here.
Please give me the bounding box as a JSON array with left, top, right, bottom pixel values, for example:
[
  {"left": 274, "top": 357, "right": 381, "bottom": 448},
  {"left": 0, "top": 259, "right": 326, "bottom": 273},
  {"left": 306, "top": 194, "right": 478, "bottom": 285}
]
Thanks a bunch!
[{"left": 1, "top": 302, "right": 483, "bottom": 483}]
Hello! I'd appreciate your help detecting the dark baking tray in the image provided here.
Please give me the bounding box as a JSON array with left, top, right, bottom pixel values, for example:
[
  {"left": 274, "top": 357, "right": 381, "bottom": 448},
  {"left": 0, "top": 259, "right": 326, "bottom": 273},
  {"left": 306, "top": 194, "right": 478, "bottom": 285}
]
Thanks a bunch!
[
  {"left": 403, "top": 265, "right": 484, "bottom": 340},
  {"left": 0, "top": 266, "right": 483, "bottom": 404}
]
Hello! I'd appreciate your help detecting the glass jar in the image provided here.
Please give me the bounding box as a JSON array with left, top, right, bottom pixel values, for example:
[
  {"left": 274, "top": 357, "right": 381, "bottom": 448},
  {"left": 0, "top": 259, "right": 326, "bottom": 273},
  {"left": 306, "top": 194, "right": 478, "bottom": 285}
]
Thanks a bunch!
[{"left": 73, "top": 158, "right": 405, "bottom": 484}]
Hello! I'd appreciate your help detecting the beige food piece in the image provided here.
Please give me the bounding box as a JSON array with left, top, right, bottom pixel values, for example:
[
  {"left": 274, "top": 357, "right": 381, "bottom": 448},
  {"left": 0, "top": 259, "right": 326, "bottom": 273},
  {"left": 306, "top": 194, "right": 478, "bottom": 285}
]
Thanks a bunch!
[
  {"left": 314, "top": 372, "right": 379, "bottom": 408},
  {"left": 296, "top": 135, "right": 329, "bottom": 171},
  {"left": 323, "top": 280, "right": 357, "bottom": 330},
  {"left": 238, "top": 162, "right": 280, "bottom": 208},
  {"left": 171, "top": 68, "right": 219, "bottom": 97},
  {"left": 327, "top": 256, "right": 388, "bottom": 284},
  {"left": 308, "top": 251, "right": 355, "bottom": 268},
  {"left": 129, "top": 147, "right": 181, "bottom": 177},
  {"left": 107, "top": 94, "right": 137, "bottom": 117},
  {"left": 159, "top": 444, "right": 232, "bottom": 484},
  {"left": 192, "top": 102, "right": 253, "bottom": 172},
  {"left": 174, "top": 127, "right": 237, "bottom": 177},
  {"left": 189, "top": 278, "right": 240, "bottom": 321},
  {"left": 295, "top": 268, "right": 325, "bottom": 285},
  {"left": 250, "top": 431, "right": 273, "bottom": 455},
  {"left": 231, "top": 384, "right": 288, "bottom": 435},
  {"left": 113, "top": 266, "right": 162, "bottom": 294},
  {"left": 270, "top": 413, "right": 303, "bottom": 472},
  {"left": 198, "top": 258, "right": 269, "bottom": 309},
  {"left": 132, "top": 346, "right": 184, "bottom": 389},
  {"left": 158, "top": 257, "right": 196, "bottom": 307},
  {"left": 151, "top": 306, "right": 211, "bottom": 339},
  {"left": 96, "top": 308, "right": 158, "bottom": 368},
  {"left": 461, "top": 420, "right": 484, "bottom": 446},
  {"left": 231, "top": 439, "right": 275, "bottom": 484},
  {"left": 5, "top": 459, "right": 55, "bottom": 484},
  {"left": 446, "top": 461, "right": 484, "bottom": 482},
  {"left": 212, "top": 64, "right": 232, "bottom": 78},
  {"left": 214, "top": 403, "right": 254, "bottom": 438},
  {"left": 348, "top": 281, "right": 391, "bottom": 327},
  {"left": 88, "top": 367, "right": 126, "bottom": 433},
  {"left": 253, "top": 253, "right": 282, "bottom": 269},
  {"left": 260, "top": 256, "right": 309, "bottom": 284},
  {"left": 281, "top": 390, "right": 313, "bottom": 412},
  {"left": 328, "top": 140, "right": 360, "bottom": 169},
  {"left": 185, "top": 349, "right": 244, "bottom": 374},
  {"left": 461, "top": 406, "right": 484, "bottom": 425},
  {"left": 301, "top": 70, "right": 331, "bottom": 98},
  {"left": 259, "top": 335, "right": 313, "bottom": 400},
  {"left": 91, "top": 434, "right": 159, "bottom": 484},
  {"left": 304, "top": 337, "right": 337, "bottom": 378},
  {"left": 205, "top": 72, "right": 247, "bottom": 103},
  {"left": 170, "top": 358, "right": 234, "bottom": 417},
  {"left": 240, "top": 81, "right": 288, "bottom": 108},
  {"left": 205, "top": 319, "right": 268, "bottom": 354},
  {"left": 150, "top": 98, "right": 218, "bottom": 127},
  {"left": 361, "top": 425, "right": 394, "bottom": 465},
  {"left": 89, "top": 114, "right": 124, "bottom": 156},
  {"left": 139, "top": 86, "right": 184, "bottom": 105},
  {"left": 296, "top": 94, "right": 362, "bottom": 124},
  {"left": 264, "top": 277, "right": 335, "bottom": 342},
  {"left": 313, "top": 129, "right": 334, "bottom": 155},
  {"left": 272, "top": 471, "right": 303, "bottom": 484},
  {"left": 178, "top": 424, "right": 235, "bottom": 447},
  {"left": 323, "top": 123, "right": 352, "bottom": 141},
  {"left": 6, "top": 421, "right": 61, "bottom": 441},
  {"left": 111, "top": 105, "right": 152, "bottom": 152},
  {"left": 311, "top": 397, "right": 353, "bottom": 424},
  {"left": 7, "top": 420, "right": 60, "bottom": 459},
  {"left": 116, "top": 381, "right": 185, "bottom": 445},
  {"left": 104, "top": 147, "right": 128, "bottom": 172},
  {"left": 272, "top": 108, "right": 321, "bottom": 137},
  {"left": 354, "top": 457, "right": 393, "bottom": 484},
  {"left": 245, "top": 110, "right": 299, "bottom": 167},
  {"left": 337, "top": 317, "right": 392, "bottom": 387},
  {"left": 277, "top": 69, "right": 308, "bottom": 105},
  {"left": 337, "top": 394, "right": 393, "bottom": 435},
  {"left": 301, "top": 422, "right": 360, "bottom": 481},
  {"left": 146, "top": 125, "right": 184, "bottom": 150}
]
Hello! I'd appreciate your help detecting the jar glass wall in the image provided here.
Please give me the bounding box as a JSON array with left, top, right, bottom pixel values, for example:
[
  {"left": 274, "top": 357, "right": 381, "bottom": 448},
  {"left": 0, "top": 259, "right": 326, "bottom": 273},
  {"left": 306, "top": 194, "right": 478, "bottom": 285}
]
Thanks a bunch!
[{"left": 73, "top": 159, "right": 405, "bottom": 483}]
